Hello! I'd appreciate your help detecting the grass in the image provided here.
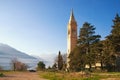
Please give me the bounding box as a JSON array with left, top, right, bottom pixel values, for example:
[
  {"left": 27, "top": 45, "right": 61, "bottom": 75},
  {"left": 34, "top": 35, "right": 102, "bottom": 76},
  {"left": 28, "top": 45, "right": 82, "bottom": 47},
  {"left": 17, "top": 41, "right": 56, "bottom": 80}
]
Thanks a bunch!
[
  {"left": 1, "top": 70, "right": 120, "bottom": 80},
  {"left": 38, "top": 71, "right": 120, "bottom": 80},
  {"left": 39, "top": 71, "right": 98, "bottom": 80}
]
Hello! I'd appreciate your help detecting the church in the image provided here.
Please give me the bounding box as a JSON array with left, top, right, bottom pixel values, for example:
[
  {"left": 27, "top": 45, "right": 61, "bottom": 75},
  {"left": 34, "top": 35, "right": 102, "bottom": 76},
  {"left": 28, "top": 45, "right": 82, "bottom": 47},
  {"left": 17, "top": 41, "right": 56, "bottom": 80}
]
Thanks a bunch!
[
  {"left": 66, "top": 10, "right": 101, "bottom": 70},
  {"left": 67, "top": 10, "right": 77, "bottom": 68}
]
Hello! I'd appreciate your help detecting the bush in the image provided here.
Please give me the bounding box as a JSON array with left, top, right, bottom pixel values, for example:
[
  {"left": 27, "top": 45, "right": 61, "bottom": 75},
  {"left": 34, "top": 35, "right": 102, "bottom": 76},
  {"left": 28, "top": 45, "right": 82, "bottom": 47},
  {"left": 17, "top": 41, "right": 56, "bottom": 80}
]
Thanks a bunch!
[
  {"left": 0, "top": 73, "right": 4, "bottom": 77},
  {"left": 37, "top": 61, "right": 45, "bottom": 70}
]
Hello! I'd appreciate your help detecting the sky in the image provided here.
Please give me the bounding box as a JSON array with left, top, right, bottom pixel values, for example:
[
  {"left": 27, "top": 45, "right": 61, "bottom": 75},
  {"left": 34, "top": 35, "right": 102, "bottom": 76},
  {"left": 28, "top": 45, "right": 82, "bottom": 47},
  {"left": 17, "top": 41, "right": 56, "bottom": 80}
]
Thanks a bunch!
[{"left": 0, "top": 0, "right": 120, "bottom": 63}]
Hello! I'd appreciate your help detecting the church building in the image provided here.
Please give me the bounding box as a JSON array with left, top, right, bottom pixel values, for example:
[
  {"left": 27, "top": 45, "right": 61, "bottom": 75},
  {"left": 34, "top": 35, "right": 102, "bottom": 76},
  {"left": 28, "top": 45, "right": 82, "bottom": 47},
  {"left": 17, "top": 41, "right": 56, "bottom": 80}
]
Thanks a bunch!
[
  {"left": 66, "top": 10, "right": 101, "bottom": 70},
  {"left": 67, "top": 10, "right": 77, "bottom": 68}
]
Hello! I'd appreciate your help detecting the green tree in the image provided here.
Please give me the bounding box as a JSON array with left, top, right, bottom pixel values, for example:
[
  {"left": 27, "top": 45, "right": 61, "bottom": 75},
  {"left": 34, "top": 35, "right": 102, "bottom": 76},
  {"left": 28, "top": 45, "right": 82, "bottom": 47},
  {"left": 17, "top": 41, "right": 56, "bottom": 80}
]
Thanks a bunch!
[
  {"left": 69, "top": 22, "right": 101, "bottom": 71},
  {"left": 52, "top": 63, "right": 57, "bottom": 70},
  {"left": 91, "top": 40, "right": 115, "bottom": 71},
  {"left": 57, "top": 51, "right": 63, "bottom": 70},
  {"left": 69, "top": 45, "right": 87, "bottom": 71},
  {"left": 37, "top": 61, "right": 45, "bottom": 70},
  {"left": 102, "top": 39, "right": 116, "bottom": 71},
  {"left": 78, "top": 22, "right": 101, "bottom": 52},
  {"left": 78, "top": 22, "right": 101, "bottom": 71},
  {"left": 107, "top": 14, "right": 120, "bottom": 55},
  {"left": 106, "top": 14, "right": 120, "bottom": 71}
]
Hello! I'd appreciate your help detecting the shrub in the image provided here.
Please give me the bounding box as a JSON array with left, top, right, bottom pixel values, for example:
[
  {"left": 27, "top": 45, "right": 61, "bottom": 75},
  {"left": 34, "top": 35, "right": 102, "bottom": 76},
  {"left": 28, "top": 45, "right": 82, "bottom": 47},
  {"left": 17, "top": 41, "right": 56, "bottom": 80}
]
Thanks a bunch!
[
  {"left": 37, "top": 61, "right": 45, "bottom": 70},
  {"left": 0, "top": 73, "right": 4, "bottom": 77}
]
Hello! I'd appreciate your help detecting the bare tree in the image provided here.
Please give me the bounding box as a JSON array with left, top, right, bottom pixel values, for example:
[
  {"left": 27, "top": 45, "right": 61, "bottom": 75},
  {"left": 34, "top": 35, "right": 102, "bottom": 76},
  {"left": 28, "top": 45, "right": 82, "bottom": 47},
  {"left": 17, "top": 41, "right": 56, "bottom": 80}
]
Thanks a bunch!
[
  {"left": 62, "top": 53, "right": 67, "bottom": 64},
  {"left": 62, "top": 53, "right": 67, "bottom": 70},
  {"left": 0, "top": 66, "right": 3, "bottom": 71},
  {"left": 11, "top": 58, "right": 28, "bottom": 71}
]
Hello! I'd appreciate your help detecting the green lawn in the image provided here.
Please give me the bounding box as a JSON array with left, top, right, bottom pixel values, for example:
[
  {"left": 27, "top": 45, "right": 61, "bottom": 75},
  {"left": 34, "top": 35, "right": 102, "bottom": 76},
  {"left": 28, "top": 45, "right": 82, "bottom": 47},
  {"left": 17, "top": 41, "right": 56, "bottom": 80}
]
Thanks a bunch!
[
  {"left": 1, "top": 71, "right": 120, "bottom": 80},
  {"left": 38, "top": 71, "right": 120, "bottom": 80}
]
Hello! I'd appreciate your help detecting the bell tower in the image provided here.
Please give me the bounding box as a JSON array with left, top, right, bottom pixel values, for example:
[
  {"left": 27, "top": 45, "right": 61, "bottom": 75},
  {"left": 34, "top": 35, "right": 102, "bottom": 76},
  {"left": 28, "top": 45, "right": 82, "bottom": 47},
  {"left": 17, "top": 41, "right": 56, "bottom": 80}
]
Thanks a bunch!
[{"left": 67, "top": 10, "right": 77, "bottom": 68}]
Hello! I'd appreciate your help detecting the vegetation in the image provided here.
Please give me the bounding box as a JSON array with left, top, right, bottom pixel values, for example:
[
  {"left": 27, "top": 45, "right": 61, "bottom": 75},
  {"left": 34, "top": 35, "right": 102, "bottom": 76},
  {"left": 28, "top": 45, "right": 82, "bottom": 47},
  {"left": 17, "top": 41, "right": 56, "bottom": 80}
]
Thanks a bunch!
[
  {"left": 69, "top": 14, "right": 120, "bottom": 72},
  {"left": 52, "top": 51, "right": 67, "bottom": 71},
  {"left": 0, "top": 66, "right": 3, "bottom": 71},
  {"left": 69, "top": 22, "right": 101, "bottom": 71},
  {"left": 57, "top": 51, "right": 63, "bottom": 70},
  {"left": 39, "top": 71, "right": 120, "bottom": 80},
  {"left": 106, "top": 14, "right": 120, "bottom": 71},
  {"left": 0, "top": 73, "right": 4, "bottom": 77},
  {"left": 37, "top": 61, "right": 45, "bottom": 70},
  {"left": 11, "top": 58, "right": 28, "bottom": 71}
]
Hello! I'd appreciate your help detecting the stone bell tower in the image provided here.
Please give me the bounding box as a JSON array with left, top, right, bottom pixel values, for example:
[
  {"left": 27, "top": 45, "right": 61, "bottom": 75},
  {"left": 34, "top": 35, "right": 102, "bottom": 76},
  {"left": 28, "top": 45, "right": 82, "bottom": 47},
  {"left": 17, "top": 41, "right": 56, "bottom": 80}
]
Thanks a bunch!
[{"left": 67, "top": 10, "right": 77, "bottom": 68}]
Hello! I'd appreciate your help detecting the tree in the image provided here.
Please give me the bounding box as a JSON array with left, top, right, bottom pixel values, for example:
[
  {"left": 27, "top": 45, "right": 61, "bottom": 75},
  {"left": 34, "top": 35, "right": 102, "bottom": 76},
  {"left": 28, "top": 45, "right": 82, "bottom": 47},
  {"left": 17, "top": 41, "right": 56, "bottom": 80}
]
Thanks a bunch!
[
  {"left": 91, "top": 40, "right": 116, "bottom": 71},
  {"left": 0, "top": 66, "right": 3, "bottom": 71},
  {"left": 78, "top": 22, "right": 101, "bottom": 52},
  {"left": 52, "top": 63, "right": 57, "bottom": 70},
  {"left": 69, "top": 22, "right": 101, "bottom": 71},
  {"left": 102, "top": 39, "right": 116, "bottom": 71},
  {"left": 53, "top": 51, "right": 66, "bottom": 71},
  {"left": 37, "top": 61, "right": 45, "bottom": 70},
  {"left": 57, "top": 51, "right": 63, "bottom": 70},
  {"left": 107, "top": 14, "right": 120, "bottom": 55},
  {"left": 11, "top": 58, "right": 28, "bottom": 71},
  {"left": 69, "top": 45, "right": 87, "bottom": 71},
  {"left": 11, "top": 58, "right": 18, "bottom": 71},
  {"left": 78, "top": 22, "right": 101, "bottom": 71},
  {"left": 106, "top": 14, "right": 120, "bottom": 71},
  {"left": 62, "top": 53, "right": 67, "bottom": 70}
]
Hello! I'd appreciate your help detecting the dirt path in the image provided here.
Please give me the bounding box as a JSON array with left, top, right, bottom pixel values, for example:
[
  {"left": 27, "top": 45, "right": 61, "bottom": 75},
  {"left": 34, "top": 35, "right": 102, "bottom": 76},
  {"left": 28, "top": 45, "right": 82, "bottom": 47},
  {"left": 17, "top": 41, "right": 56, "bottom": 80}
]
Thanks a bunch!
[{"left": 0, "top": 72, "right": 48, "bottom": 80}]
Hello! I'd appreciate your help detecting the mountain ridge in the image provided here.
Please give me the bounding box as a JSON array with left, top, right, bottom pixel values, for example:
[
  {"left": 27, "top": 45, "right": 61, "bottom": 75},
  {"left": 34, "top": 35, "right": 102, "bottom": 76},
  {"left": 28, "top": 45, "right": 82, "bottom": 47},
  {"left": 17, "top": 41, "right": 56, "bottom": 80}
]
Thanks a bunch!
[
  {"left": 0, "top": 43, "right": 42, "bottom": 70},
  {"left": 0, "top": 43, "right": 36, "bottom": 59}
]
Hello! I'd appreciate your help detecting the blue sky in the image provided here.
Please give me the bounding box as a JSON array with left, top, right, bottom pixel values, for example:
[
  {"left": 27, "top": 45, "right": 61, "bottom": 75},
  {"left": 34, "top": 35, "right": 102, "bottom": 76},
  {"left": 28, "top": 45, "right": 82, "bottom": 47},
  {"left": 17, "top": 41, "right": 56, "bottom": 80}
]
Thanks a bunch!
[{"left": 0, "top": 0, "right": 120, "bottom": 61}]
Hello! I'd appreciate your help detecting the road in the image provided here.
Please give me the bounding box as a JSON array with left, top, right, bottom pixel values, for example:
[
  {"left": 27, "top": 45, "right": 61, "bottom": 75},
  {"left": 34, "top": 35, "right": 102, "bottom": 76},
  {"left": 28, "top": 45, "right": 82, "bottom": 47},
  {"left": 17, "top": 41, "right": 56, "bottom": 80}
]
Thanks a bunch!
[{"left": 0, "top": 72, "right": 48, "bottom": 80}]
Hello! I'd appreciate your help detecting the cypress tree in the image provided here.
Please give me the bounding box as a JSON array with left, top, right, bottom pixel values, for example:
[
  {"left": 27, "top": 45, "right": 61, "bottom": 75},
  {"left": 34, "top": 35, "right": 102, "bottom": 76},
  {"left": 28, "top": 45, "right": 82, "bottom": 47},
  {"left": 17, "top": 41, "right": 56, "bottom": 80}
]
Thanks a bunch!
[{"left": 57, "top": 51, "right": 63, "bottom": 70}]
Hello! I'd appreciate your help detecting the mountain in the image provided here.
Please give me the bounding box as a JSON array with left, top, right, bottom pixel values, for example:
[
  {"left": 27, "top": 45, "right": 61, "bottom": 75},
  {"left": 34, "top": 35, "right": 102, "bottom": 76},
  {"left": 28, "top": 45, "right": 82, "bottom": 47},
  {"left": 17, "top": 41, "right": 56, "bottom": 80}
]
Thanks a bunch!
[{"left": 0, "top": 43, "right": 41, "bottom": 70}]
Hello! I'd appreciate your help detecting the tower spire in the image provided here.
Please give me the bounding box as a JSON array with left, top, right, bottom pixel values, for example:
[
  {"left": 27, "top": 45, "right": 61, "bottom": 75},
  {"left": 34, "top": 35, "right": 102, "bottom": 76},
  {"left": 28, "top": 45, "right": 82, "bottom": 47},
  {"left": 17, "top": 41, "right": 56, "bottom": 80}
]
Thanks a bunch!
[{"left": 69, "top": 9, "right": 76, "bottom": 23}]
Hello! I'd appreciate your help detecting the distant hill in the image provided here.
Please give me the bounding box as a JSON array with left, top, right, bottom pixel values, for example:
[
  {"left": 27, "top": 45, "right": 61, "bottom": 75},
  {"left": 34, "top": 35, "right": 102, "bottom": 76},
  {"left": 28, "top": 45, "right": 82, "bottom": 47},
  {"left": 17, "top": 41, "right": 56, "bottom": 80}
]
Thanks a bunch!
[{"left": 0, "top": 43, "right": 42, "bottom": 70}]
